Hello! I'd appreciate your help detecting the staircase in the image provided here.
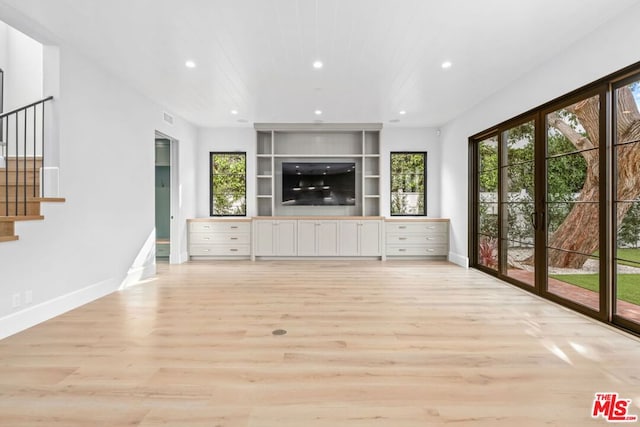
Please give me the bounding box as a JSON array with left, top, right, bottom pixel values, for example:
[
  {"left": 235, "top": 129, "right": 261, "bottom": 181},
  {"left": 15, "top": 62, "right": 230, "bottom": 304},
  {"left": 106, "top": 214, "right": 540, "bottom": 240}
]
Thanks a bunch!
[
  {"left": 0, "top": 157, "right": 65, "bottom": 242},
  {"left": 0, "top": 95, "right": 64, "bottom": 243}
]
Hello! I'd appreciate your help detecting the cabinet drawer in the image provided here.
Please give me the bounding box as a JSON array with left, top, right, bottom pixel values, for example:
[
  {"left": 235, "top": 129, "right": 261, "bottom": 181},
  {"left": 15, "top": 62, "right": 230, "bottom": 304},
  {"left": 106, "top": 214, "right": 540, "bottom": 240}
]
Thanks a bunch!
[
  {"left": 386, "top": 222, "right": 448, "bottom": 234},
  {"left": 386, "top": 246, "right": 448, "bottom": 256},
  {"left": 190, "top": 233, "right": 250, "bottom": 244},
  {"left": 189, "top": 221, "right": 251, "bottom": 233},
  {"left": 189, "top": 245, "right": 250, "bottom": 256},
  {"left": 386, "top": 233, "right": 448, "bottom": 245},
  {"left": 156, "top": 243, "right": 170, "bottom": 257}
]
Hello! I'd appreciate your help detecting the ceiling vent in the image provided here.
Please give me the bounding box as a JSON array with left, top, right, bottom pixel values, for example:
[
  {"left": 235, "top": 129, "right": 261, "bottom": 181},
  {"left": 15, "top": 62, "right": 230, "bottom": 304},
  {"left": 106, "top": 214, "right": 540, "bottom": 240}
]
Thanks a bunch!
[{"left": 163, "top": 112, "right": 174, "bottom": 125}]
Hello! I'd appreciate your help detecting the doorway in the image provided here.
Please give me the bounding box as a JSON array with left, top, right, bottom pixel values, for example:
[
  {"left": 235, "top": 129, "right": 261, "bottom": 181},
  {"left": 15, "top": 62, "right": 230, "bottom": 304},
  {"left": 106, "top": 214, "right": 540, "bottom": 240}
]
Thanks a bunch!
[{"left": 155, "top": 137, "right": 171, "bottom": 259}]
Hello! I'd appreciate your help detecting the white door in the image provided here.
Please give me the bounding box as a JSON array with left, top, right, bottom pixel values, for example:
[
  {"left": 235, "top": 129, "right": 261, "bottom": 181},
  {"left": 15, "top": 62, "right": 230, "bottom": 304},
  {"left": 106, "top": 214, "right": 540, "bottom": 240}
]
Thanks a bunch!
[
  {"left": 339, "top": 221, "right": 360, "bottom": 256},
  {"left": 276, "top": 220, "right": 297, "bottom": 256},
  {"left": 297, "top": 220, "right": 317, "bottom": 256},
  {"left": 360, "top": 220, "right": 382, "bottom": 256},
  {"left": 254, "top": 221, "right": 275, "bottom": 256},
  {"left": 317, "top": 221, "right": 339, "bottom": 256}
]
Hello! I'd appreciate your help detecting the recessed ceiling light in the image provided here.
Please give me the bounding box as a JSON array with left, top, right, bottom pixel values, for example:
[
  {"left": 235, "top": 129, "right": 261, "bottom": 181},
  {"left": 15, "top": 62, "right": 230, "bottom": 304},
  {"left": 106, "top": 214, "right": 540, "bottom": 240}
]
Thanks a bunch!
[
  {"left": 230, "top": 109, "right": 238, "bottom": 115},
  {"left": 185, "top": 60, "right": 196, "bottom": 68},
  {"left": 314, "top": 109, "right": 322, "bottom": 115},
  {"left": 441, "top": 61, "right": 452, "bottom": 69},
  {"left": 313, "top": 60, "right": 323, "bottom": 69},
  {"left": 399, "top": 110, "right": 406, "bottom": 115}
]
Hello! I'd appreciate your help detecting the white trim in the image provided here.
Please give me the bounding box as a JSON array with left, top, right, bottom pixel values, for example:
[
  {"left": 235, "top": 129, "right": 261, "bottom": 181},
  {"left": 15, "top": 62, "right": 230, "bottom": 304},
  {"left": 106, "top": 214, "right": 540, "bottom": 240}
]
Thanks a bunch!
[
  {"left": 448, "top": 252, "right": 469, "bottom": 268},
  {"left": 0, "top": 278, "right": 117, "bottom": 340},
  {"left": 120, "top": 264, "right": 156, "bottom": 290}
]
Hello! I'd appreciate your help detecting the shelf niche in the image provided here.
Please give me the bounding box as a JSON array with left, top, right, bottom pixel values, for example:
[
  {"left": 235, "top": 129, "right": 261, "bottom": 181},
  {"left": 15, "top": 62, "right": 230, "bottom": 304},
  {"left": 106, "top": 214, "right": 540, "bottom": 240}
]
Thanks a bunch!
[{"left": 254, "top": 124, "right": 382, "bottom": 217}]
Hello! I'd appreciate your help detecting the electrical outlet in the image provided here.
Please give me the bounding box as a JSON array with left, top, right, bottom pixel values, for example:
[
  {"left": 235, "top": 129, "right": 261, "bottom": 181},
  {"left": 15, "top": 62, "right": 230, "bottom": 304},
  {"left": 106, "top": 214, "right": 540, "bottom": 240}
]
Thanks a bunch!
[
  {"left": 25, "top": 290, "right": 33, "bottom": 305},
  {"left": 12, "top": 293, "right": 21, "bottom": 308}
]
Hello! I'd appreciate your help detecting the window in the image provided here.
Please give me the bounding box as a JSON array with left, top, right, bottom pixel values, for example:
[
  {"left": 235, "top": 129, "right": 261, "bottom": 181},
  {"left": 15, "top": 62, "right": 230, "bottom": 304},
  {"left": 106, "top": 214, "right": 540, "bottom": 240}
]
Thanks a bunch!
[
  {"left": 390, "top": 152, "right": 426, "bottom": 216},
  {"left": 210, "top": 152, "right": 246, "bottom": 216}
]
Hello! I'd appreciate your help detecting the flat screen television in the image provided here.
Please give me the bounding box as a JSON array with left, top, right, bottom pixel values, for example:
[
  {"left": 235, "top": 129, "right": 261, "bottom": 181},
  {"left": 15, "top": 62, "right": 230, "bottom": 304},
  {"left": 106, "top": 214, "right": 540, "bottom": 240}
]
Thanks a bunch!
[{"left": 282, "top": 162, "right": 356, "bottom": 206}]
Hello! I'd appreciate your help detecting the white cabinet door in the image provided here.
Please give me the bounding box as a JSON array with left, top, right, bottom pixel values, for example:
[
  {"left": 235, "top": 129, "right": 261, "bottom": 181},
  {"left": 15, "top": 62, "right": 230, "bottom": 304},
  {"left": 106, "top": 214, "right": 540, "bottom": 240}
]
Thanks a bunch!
[
  {"left": 317, "top": 221, "right": 339, "bottom": 256},
  {"left": 339, "top": 221, "right": 360, "bottom": 256},
  {"left": 360, "top": 220, "right": 381, "bottom": 256},
  {"left": 297, "top": 220, "right": 317, "bottom": 256},
  {"left": 254, "top": 221, "right": 276, "bottom": 256},
  {"left": 275, "top": 220, "right": 297, "bottom": 256}
]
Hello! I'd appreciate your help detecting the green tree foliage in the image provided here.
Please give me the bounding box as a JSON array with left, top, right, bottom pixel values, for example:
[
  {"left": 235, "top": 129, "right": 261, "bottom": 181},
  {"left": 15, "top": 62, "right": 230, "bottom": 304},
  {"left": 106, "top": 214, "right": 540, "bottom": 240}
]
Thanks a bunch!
[
  {"left": 391, "top": 153, "right": 426, "bottom": 215},
  {"left": 477, "top": 118, "right": 588, "bottom": 246},
  {"left": 211, "top": 153, "right": 246, "bottom": 215},
  {"left": 618, "top": 203, "right": 640, "bottom": 248}
]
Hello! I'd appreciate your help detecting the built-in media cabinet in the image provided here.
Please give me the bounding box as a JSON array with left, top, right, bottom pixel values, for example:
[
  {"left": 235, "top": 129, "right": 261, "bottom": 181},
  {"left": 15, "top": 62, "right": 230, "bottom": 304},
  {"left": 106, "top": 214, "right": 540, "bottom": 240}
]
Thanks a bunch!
[
  {"left": 187, "top": 123, "right": 448, "bottom": 261},
  {"left": 187, "top": 217, "right": 449, "bottom": 261},
  {"left": 255, "top": 123, "right": 382, "bottom": 217},
  {"left": 253, "top": 216, "right": 383, "bottom": 259}
]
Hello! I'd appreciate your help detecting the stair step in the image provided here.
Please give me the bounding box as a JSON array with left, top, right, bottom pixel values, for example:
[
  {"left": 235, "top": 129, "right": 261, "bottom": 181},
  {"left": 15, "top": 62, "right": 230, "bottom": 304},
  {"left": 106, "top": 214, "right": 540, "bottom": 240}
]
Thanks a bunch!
[
  {"left": 33, "top": 197, "right": 65, "bottom": 203},
  {"left": 0, "top": 186, "right": 40, "bottom": 199},
  {"left": 0, "top": 215, "right": 44, "bottom": 222},
  {"left": 0, "top": 220, "right": 15, "bottom": 237},
  {"left": 0, "top": 201, "right": 41, "bottom": 216},
  {"left": 0, "top": 161, "right": 43, "bottom": 171},
  {"left": 0, "top": 172, "right": 40, "bottom": 185}
]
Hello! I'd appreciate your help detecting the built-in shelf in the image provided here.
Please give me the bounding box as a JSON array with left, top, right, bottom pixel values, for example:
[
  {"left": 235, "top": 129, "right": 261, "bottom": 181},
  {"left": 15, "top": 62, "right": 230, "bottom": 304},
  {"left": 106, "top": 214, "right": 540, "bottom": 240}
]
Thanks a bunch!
[{"left": 255, "top": 124, "right": 381, "bottom": 217}]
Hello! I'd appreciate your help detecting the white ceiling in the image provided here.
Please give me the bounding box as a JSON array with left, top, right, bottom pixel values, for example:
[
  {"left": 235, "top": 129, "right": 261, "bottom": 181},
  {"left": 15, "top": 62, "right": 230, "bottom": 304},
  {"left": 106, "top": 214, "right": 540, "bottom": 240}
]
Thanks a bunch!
[{"left": 2, "top": 0, "right": 639, "bottom": 128}]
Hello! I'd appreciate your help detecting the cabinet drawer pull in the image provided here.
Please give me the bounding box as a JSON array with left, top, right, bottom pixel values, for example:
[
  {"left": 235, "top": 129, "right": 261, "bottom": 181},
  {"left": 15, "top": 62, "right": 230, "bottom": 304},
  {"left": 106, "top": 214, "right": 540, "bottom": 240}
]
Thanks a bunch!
[
  {"left": 230, "top": 226, "right": 239, "bottom": 229},
  {"left": 426, "top": 237, "right": 434, "bottom": 240},
  {"left": 426, "top": 248, "right": 434, "bottom": 252},
  {"left": 398, "top": 237, "right": 407, "bottom": 241},
  {"left": 203, "top": 225, "right": 211, "bottom": 229},
  {"left": 203, "top": 237, "right": 210, "bottom": 240},
  {"left": 230, "top": 248, "right": 238, "bottom": 252},
  {"left": 203, "top": 249, "right": 210, "bottom": 252},
  {"left": 398, "top": 248, "right": 406, "bottom": 252},
  {"left": 398, "top": 226, "right": 407, "bottom": 229}
]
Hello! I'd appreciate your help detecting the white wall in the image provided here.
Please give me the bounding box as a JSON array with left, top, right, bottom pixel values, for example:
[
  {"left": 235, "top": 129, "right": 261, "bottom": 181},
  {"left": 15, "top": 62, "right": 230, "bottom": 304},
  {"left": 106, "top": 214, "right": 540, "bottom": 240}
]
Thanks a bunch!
[
  {"left": 196, "top": 126, "right": 440, "bottom": 219},
  {"left": 0, "top": 42, "right": 197, "bottom": 338},
  {"left": 0, "top": 21, "right": 43, "bottom": 111},
  {"left": 196, "top": 127, "right": 256, "bottom": 217},
  {"left": 381, "top": 127, "right": 441, "bottom": 217},
  {"left": 440, "top": 3, "right": 640, "bottom": 268}
]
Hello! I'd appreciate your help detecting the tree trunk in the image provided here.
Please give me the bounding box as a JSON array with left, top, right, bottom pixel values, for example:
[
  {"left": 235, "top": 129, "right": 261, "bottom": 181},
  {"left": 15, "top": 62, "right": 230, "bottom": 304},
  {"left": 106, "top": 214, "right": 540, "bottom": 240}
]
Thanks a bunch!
[{"left": 546, "top": 87, "right": 640, "bottom": 268}]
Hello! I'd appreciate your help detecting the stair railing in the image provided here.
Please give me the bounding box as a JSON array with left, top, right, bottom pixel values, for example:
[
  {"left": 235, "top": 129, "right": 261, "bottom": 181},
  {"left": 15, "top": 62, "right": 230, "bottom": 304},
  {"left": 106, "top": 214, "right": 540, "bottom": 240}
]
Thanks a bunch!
[{"left": 0, "top": 96, "right": 54, "bottom": 216}]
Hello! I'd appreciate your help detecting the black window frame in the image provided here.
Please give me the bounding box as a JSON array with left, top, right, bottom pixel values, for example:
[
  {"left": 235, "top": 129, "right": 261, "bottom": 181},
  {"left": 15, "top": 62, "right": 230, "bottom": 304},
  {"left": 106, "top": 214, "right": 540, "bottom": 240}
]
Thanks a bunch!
[
  {"left": 390, "top": 151, "right": 427, "bottom": 216},
  {"left": 209, "top": 151, "right": 247, "bottom": 217}
]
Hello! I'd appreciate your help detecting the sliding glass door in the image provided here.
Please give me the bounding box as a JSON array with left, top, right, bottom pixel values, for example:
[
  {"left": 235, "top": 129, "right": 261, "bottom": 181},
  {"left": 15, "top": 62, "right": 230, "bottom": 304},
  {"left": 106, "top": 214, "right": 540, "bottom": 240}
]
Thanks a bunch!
[
  {"left": 613, "top": 75, "right": 640, "bottom": 328},
  {"left": 476, "top": 135, "right": 499, "bottom": 271},
  {"left": 470, "top": 63, "right": 640, "bottom": 335},
  {"left": 501, "top": 120, "right": 535, "bottom": 287},
  {"left": 543, "top": 92, "right": 603, "bottom": 312}
]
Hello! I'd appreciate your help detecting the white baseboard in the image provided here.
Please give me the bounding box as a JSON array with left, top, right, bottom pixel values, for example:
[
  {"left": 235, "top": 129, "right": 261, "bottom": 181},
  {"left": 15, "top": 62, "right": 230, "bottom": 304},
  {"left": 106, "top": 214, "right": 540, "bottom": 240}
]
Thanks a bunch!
[
  {"left": 120, "top": 263, "right": 156, "bottom": 290},
  {"left": 0, "top": 278, "right": 117, "bottom": 340},
  {"left": 448, "top": 252, "right": 469, "bottom": 268}
]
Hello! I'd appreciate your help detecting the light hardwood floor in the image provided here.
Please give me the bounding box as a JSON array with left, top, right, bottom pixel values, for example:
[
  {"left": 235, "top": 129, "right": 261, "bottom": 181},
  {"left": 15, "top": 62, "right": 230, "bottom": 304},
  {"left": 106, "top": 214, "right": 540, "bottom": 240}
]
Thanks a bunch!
[{"left": 1, "top": 260, "right": 639, "bottom": 426}]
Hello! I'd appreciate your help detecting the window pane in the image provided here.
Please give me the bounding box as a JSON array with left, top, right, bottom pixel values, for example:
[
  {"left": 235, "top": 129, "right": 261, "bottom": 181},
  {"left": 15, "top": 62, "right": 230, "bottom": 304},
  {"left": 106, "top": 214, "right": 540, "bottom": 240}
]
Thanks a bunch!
[
  {"left": 614, "top": 79, "right": 640, "bottom": 323},
  {"left": 390, "top": 152, "right": 426, "bottom": 215},
  {"left": 545, "top": 95, "right": 601, "bottom": 311},
  {"left": 211, "top": 153, "right": 246, "bottom": 216}
]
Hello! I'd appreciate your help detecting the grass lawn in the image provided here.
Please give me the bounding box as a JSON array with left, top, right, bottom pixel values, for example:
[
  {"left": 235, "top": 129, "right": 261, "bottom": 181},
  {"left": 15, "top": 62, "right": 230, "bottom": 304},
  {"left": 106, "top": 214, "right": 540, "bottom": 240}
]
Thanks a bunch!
[
  {"left": 593, "top": 248, "right": 640, "bottom": 268},
  {"left": 616, "top": 248, "right": 640, "bottom": 268},
  {"left": 550, "top": 273, "right": 640, "bottom": 305}
]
